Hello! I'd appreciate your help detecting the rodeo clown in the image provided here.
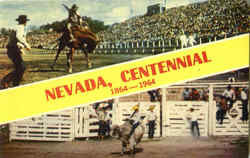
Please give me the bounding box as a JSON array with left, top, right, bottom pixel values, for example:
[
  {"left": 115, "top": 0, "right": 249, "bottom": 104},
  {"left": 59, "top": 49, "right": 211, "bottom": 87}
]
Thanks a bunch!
[
  {"left": 1, "top": 15, "right": 31, "bottom": 89},
  {"left": 147, "top": 105, "right": 157, "bottom": 139},
  {"left": 128, "top": 103, "right": 143, "bottom": 139}
]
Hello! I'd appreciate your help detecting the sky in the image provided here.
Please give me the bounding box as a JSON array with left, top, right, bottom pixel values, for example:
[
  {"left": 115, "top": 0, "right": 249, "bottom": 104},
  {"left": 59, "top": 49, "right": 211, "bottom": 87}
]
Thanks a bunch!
[{"left": 0, "top": 0, "right": 208, "bottom": 28}]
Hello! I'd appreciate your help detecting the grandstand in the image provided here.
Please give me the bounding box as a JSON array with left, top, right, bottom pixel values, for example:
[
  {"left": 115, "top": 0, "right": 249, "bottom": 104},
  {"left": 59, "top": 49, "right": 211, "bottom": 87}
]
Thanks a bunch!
[
  {"left": 0, "top": 0, "right": 248, "bottom": 50},
  {"left": 97, "top": 0, "right": 249, "bottom": 43}
]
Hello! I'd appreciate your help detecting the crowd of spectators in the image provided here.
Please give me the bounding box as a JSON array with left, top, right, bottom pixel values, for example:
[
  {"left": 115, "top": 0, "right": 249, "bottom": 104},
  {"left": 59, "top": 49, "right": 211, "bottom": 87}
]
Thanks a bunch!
[
  {"left": 27, "top": 32, "right": 62, "bottom": 49},
  {"left": 97, "top": 0, "right": 249, "bottom": 43},
  {"left": 182, "top": 88, "right": 209, "bottom": 101},
  {"left": 0, "top": 0, "right": 249, "bottom": 49}
]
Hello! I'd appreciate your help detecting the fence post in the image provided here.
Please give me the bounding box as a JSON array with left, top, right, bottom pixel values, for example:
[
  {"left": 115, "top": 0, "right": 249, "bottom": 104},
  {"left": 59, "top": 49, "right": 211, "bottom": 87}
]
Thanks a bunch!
[
  {"left": 161, "top": 88, "right": 167, "bottom": 137},
  {"left": 162, "top": 40, "right": 165, "bottom": 52},
  {"left": 208, "top": 84, "right": 214, "bottom": 136},
  {"left": 113, "top": 98, "right": 119, "bottom": 125}
]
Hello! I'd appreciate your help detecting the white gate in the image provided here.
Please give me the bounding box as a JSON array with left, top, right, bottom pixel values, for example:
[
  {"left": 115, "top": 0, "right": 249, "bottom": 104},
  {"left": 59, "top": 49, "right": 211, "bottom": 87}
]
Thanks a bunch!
[
  {"left": 9, "top": 109, "right": 74, "bottom": 141},
  {"left": 211, "top": 100, "right": 248, "bottom": 135},
  {"left": 162, "top": 101, "right": 209, "bottom": 137},
  {"left": 115, "top": 102, "right": 161, "bottom": 138},
  {"left": 74, "top": 106, "right": 99, "bottom": 138}
]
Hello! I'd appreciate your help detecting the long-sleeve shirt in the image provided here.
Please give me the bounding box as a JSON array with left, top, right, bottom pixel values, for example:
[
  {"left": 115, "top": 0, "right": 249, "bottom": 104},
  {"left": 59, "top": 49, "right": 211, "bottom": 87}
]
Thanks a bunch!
[
  {"left": 186, "top": 111, "right": 199, "bottom": 122},
  {"left": 147, "top": 111, "right": 157, "bottom": 121},
  {"left": 8, "top": 24, "right": 30, "bottom": 49},
  {"left": 130, "top": 111, "right": 141, "bottom": 124}
]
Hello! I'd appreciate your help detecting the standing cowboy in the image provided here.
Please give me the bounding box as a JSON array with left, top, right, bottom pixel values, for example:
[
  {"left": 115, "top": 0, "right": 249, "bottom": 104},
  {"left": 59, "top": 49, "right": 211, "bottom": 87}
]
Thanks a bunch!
[
  {"left": 147, "top": 105, "right": 157, "bottom": 139},
  {"left": 63, "top": 4, "right": 83, "bottom": 42},
  {"left": 186, "top": 108, "right": 200, "bottom": 137},
  {"left": 1, "top": 15, "right": 31, "bottom": 89}
]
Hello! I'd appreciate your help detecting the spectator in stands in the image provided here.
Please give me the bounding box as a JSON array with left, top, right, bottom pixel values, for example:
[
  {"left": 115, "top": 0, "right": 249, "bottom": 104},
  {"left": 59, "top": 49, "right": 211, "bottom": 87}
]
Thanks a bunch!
[
  {"left": 188, "top": 33, "right": 197, "bottom": 47},
  {"left": 189, "top": 88, "right": 200, "bottom": 101},
  {"left": 147, "top": 89, "right": 161, "bottom": 102},
  {"left": 200, "top": 88, "right": 209, "bottom": 101},
  {"left": 182, "top": 88, "right": 190, "bottom": 100},
  {"left": 179, "top": 30, "right": 188, "bottom": 48}
]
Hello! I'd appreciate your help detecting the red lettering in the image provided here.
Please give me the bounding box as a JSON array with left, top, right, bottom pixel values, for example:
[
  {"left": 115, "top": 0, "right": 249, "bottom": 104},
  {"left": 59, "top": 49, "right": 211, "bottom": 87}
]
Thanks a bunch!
[
  {"left": 130, "top": 68, "right": 140, "bottom": 80},
  {"left": 158, "top": 61, "right": 167, "bottom": 73},
  {"left": 75, "top": 82, "right": 85, "bottom": 94},
  {"left": 97, "top": 76, "right": 107, "bottom": 88},
  {"left": 55, "top": 86, "right": 65, "bottom": 98},
  {"left": 148, "top": 63, "right": 157, "bottom": 75},
  {"left": 186, "top": 55, "right": 192, "bottom": 66},
  {"left": 202, "top": 51, "right": 212, "bottom": 63},
  {"left": 166, "top": 60, "right": 177, "bottom": 71},
  {"left": 138, "top": 66, "right": 150, "bottom": 78},
  {"left": 176, "top": 57, "right": 187, "bottom": 69},
  {"left": 45, "top": 89, "right": 56, "bottom": 101},
  {"left": 85, "top": 79, "right": 96, "bottom": 91},
  {"left": 121, "top": 70, "right": 130, "bottom": 82},
  {"left": 193, "top": 53, "right": 203, "bottom": 65},
  {"left": 64, "top": 84, "right": 73, "bottom": 96}
]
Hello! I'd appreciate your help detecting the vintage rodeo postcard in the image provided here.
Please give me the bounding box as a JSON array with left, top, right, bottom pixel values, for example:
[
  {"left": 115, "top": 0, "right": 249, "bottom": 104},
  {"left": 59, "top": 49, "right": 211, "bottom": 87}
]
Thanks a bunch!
[{"left": 0, "top": 0, "right": 249, "bottom": 158}]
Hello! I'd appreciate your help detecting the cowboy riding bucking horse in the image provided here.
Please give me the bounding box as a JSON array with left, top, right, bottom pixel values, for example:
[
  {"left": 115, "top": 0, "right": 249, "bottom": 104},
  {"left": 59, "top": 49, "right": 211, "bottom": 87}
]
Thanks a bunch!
[{"left": 51, "top": 4, "right": 100, "bottom": 72}]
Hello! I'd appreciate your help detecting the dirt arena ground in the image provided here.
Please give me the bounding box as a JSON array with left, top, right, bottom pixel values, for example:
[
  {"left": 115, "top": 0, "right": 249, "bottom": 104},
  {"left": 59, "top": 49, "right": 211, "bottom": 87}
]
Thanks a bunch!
[{"left": 0, "top": 136, "right": 248, "bottom": 158}]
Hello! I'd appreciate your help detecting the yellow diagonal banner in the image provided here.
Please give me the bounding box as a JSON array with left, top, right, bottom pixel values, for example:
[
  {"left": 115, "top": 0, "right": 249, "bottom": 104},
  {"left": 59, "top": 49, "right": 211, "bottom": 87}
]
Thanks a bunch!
[{"left": 0, "top": 34, "right": 249, "bottom": 124}]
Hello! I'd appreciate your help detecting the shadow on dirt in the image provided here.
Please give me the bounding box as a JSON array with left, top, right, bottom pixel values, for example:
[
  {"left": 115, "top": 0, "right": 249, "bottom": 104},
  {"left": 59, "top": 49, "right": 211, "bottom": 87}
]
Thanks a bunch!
[
  {"left": 111, "top": 148, "right": 144, "bottom": 155},
  {"left": 29, "top": 69, "right": 65, "bottom": 73}
]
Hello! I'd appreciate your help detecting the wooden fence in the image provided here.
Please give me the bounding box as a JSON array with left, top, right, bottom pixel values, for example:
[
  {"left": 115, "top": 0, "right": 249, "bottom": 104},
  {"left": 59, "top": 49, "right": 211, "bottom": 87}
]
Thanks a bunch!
[{"left": 9, "top": 82, "right": 248, "bottom": 141}]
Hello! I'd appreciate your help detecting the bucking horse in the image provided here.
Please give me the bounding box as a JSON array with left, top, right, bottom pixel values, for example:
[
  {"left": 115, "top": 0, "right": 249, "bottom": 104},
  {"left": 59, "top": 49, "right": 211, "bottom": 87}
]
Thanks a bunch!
[
  {"left": 51, "top": 26, "right": 99, "bottom": 73},
  {"left": 111, "top": 120, "right": 145, "bottom": 155}
]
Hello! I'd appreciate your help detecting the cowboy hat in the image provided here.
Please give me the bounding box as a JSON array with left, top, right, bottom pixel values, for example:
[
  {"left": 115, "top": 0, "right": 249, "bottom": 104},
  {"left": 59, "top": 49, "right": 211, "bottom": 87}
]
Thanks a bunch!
[
  {"left": 71, "top": 4, "right": 78, "bottom": 10},
  {"left": 147, "top": 105, "right": 156, "bottom": 111},
  {"left": 132, "top": 104, "right": 140, "bottom": 111},
  {"left": 16, "top": 15, "right": 30, "bottom": 22}
]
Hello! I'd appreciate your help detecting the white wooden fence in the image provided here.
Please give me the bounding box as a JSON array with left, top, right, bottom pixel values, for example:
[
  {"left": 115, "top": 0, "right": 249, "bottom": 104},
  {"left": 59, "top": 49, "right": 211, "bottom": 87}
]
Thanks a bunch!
[
  {"left": 9, "top": 82, "right": 248, "bottom": 141},
  {"left": 162, "top": 101, "right": 209, "bottom": 137},
  {"left": 9, "top": 109, "right": 74, "bottom": 141},
  {"left": 74, "top": 106, "right": 99, "bottom": 138},
  {"left": 162, "top": 82, "right": 248, "bottom": 137},
  {"left": 211, "top": 101, "right": 248, "bottom": 136}
]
